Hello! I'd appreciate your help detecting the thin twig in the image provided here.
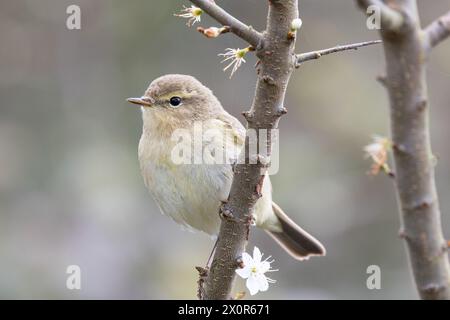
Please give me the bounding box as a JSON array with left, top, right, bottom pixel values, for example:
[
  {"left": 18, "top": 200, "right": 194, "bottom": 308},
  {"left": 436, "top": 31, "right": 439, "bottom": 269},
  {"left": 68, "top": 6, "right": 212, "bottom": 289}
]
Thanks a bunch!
[
  {"left": 190, "top": 0, "right": 263, "bottom": 48},
  {"left": 295, "top": 40, "right": 382, "bottom": 66},
  {"left": 424, "top": 11, "right": 450, "bottom": 51}
]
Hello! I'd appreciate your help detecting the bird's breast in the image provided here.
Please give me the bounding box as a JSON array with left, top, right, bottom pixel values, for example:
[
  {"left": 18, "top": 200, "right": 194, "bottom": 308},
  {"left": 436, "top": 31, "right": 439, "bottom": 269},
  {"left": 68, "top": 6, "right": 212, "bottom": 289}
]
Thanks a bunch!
[{"left": 138, "top": 132, "right": 233, "bottom": 235}]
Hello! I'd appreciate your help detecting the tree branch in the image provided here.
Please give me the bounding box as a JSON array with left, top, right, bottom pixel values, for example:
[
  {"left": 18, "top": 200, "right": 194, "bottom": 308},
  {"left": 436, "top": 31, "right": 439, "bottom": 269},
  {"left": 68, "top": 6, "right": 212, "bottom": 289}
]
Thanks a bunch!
[
  {"left": 424, "top": 11, "right": 450, "bottom": 51},
  {"left": 194, "top": 0, "right": 299, "bottom": 300},
  {"left": 356, "top": 0, "right": 404, "bottom": 31},
  {"left": 356, "top": 0, "right": 450, "bottom": 300},
  {"left": 190, "top": 0, "right": 263, "bottom": 48},
  {"left": 295, "top": 40, "right": 382, "bottom": 66}
]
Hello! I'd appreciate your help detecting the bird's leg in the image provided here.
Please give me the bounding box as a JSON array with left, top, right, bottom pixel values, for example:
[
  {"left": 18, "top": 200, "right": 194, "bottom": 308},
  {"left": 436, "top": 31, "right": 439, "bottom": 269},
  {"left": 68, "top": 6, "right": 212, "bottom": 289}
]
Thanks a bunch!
[{"left": 206, "top": 236, "right": 219, "bottom": 268}]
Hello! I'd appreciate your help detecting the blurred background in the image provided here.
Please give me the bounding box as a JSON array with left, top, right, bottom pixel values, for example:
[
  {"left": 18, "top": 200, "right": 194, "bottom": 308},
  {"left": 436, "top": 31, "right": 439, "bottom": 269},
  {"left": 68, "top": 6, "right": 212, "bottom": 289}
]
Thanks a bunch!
[{"left": 1, "top": 0, "right": 449, "bottom": 299}]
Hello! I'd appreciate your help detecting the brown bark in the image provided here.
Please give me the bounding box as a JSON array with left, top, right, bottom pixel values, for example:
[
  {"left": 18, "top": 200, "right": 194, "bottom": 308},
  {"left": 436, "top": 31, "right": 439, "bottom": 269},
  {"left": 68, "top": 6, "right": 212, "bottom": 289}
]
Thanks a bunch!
[{"left": 193, "top": 0, "right": 299, "bottom": 300}]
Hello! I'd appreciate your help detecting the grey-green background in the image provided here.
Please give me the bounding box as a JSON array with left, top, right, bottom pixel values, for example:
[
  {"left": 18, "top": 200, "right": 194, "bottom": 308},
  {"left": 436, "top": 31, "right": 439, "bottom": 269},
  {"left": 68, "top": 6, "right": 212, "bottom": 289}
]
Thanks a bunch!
[{"left": 1, "top": 0, "right": 449, "bottom": 299}]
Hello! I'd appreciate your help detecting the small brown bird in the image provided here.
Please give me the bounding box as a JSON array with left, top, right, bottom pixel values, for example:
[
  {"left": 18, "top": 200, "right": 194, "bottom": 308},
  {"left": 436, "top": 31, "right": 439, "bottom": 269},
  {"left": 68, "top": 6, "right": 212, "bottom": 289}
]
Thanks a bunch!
[{"left": 128, "top": 74, "right": 325, "bottom": 260}]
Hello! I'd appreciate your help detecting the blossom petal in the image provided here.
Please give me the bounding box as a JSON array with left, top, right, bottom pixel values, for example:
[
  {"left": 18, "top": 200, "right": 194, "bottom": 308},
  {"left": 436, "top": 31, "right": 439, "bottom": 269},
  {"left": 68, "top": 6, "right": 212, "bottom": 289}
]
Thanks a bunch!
[
  {"left": 235, "top": 266, "right": 251, "bottom": 279},
  {"left": 220, "top": 55, "right": 235, "bottom": 63},
  {"left": 256, "top": 273, "right": 269, "bottom": 292},
  {"left": 241, "top": 252, "right": 253, "bottom": 267},
  {"left": 223, "top": 60, "right": 236, "bottom": 71},
  {"left": 253, "top": 246, "right": 262, "bottom": 263},
  {"left": 246, "top": 276, "right": 260, "bottom": 295},
  {"left": 259, "top": 261, "right": 271, "bottom": 273}
]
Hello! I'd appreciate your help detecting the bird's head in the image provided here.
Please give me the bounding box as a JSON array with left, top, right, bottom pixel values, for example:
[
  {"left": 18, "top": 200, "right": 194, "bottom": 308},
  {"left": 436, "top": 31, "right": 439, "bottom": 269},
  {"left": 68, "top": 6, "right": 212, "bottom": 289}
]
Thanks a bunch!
[{"left": 127, "top": 74, "right": 224, "bottom": 134}]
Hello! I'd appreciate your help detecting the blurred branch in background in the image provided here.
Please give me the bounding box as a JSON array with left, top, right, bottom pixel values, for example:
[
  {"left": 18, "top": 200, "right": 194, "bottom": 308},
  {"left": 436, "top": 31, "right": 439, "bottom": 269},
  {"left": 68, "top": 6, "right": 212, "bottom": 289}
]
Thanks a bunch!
[
  {"left": 424, "top": 10, "right": 450, "bottom": 51},
  {"left": 357, "top": 0, "right": 450, "bottom": 300}
]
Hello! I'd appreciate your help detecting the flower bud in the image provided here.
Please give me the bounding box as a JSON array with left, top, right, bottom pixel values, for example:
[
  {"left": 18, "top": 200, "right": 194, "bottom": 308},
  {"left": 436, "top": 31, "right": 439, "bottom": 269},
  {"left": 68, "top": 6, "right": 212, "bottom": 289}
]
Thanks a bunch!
[{"left": 290, "top": 18, "right": 303, "bottom": 31}]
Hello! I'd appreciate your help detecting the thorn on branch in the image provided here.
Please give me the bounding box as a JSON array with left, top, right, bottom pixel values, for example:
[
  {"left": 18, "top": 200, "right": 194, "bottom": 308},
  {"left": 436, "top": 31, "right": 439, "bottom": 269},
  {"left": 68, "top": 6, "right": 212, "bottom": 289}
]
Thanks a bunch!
[
  {"left": 242, "top": 111, "right": 255, "bottom": 121},
  {"left": 262, "top": 75, "right": 276, "bottom": 85},
  {"left": 196, "top": 266, "right": 209, "bottom": 277},
  {"left": 399, "top": 228, "right": 410, "bottom": 240},
  {"left": 196, "top": 266, "right": 209, "bottom": 299},
  {"left": 219, "top": 208, "right": 234, "bottom": 220},
  {"left": 219, "top": 203, "right": 237, "bottom": 222},
  {"left": 419, "top": 202, "right": 430, "bottom": 209},
  {"left": 417, "top": 99, "right": 428, "bottom": 112},
  {"left": 236, "top": 257, "right": 244, "bottom": 269},
  {"left": 404, "top": 197, "right": 437, "bottom": 213},
  {"left": 392, "top": 143, "right": 408, "bottom": 154},
  {"left": 277, "top": 107, "right": 288, "bottom": 116}
]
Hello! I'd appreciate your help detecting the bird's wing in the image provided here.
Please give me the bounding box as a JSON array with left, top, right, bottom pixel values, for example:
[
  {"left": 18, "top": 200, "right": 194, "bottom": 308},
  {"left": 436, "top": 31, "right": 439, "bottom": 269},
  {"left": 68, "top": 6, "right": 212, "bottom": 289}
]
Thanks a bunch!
[
  {"left": 196, "top": 111, "right": 245, "bottom": 203},
  {"left": 216, "top": 110, "right": 246, "bottom": 145},
  {"left": 202, "top": 111, "right": 245, "bottom": 166}
]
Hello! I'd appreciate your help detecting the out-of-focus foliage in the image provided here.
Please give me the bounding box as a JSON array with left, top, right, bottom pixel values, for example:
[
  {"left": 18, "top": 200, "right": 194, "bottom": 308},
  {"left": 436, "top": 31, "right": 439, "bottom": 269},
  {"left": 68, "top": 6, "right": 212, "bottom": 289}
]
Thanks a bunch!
[{"left": 1, "top": 0, "right": 449, "bottom": 299}]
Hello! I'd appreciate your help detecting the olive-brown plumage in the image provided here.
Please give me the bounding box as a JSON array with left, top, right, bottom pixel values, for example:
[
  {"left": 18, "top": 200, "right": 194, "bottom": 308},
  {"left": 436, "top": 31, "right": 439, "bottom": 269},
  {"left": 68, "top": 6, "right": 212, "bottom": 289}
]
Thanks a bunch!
[{"left": 128, "top": 74, "right": 325, "bottom": 260}]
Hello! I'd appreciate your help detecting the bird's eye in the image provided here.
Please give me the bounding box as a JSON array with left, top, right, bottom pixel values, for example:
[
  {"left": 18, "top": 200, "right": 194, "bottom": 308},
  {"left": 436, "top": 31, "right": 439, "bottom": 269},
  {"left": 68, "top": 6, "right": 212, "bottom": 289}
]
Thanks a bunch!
[{"left": 169, "top": 96, "right": 182, "bottom": 107}]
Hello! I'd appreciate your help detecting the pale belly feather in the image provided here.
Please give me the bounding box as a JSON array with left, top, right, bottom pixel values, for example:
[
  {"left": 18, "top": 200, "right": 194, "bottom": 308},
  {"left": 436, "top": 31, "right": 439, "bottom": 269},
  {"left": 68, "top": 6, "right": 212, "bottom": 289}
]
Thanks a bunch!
[{"left": 138, "top": 125, "right": 278, "bottom": 236}]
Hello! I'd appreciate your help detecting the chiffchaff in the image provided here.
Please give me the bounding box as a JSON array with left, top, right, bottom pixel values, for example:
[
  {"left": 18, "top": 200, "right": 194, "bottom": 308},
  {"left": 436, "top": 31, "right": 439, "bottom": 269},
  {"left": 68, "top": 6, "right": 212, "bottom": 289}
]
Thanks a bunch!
[{"left": 127, "top": 74, "right": 325, "bottom": 260}]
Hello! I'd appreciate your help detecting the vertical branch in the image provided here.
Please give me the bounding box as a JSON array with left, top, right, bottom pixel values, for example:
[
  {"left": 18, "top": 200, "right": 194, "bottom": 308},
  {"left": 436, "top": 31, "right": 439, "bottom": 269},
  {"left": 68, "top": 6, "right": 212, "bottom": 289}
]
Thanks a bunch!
[
  {"left": 357, "top": 0, "right": 450, "bottom": 299},
  {"left": 194, "top": 0, "right": 298, "bottom": 300}
]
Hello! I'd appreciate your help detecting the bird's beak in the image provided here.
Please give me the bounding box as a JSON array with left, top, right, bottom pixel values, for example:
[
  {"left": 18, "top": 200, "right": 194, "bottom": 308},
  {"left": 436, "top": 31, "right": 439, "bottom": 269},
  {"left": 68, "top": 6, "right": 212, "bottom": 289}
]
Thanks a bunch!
[{"left": 127, "top": 96, "right": 154, "bottom": 107}]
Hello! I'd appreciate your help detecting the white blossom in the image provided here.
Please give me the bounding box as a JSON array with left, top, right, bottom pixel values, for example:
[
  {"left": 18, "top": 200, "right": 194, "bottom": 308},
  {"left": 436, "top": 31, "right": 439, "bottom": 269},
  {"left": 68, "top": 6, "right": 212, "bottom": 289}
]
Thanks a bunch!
[
  {"left": 364, "top": 135, "right": 392, "bottom": 176},
  {"left": 174, "top": 5, "right": 203, "bottom": 27},
  {"left": 235, "top": 246, "right": 277, "bottom": 296},
  {"left": 218, "top": 47, "right": 251, "bottom": 78}
]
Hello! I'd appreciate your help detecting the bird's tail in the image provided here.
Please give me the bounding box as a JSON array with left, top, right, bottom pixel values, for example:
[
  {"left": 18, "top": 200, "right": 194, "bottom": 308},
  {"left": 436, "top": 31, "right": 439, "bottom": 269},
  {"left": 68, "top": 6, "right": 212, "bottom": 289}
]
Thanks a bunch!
[{"left": 266, "top": 202, "right": 326, "bottom": 260}]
